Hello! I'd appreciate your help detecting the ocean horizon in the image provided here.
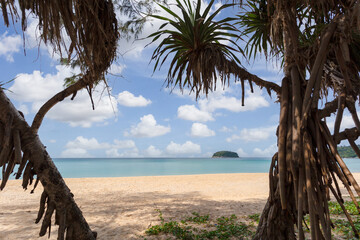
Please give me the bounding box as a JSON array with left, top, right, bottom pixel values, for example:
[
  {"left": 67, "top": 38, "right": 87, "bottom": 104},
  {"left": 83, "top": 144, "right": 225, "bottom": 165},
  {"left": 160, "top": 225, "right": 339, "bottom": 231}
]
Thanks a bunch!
[{"left": 35, "top": 157, "right": 360, "bottom": 178}]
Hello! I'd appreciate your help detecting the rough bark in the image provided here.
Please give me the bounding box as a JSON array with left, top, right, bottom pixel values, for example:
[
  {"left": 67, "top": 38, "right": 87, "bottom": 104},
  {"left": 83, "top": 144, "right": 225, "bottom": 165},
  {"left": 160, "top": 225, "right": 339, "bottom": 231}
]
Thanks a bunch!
[
  {"left": 253, "top": 10, "right": 360, "bottom": 238},
  {"left": 0, "top": 88, "right": 96, "bottom": 240}
]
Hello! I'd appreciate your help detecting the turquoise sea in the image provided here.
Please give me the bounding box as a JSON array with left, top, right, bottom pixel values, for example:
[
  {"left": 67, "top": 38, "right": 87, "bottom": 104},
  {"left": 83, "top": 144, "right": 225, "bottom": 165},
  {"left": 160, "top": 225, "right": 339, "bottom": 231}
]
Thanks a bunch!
[{"left": 48, "top": 157, "right": 360, "bottom": 178}]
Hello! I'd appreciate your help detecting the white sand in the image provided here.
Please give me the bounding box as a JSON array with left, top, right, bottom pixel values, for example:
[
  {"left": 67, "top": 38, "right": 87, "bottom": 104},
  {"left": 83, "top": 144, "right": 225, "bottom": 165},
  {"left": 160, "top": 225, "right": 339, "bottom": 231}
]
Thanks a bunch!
[{"left": 0, "top": 173, "right": 358, "bottom": 239}]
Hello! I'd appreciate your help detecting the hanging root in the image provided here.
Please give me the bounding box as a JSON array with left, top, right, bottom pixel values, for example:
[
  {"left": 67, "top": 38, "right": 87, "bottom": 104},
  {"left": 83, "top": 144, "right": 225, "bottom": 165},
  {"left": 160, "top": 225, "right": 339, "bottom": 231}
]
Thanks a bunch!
[
  {"left": 39, "top": 198, "right": 55, "bottom": 237},
  {"left": 22, "top": 161, "right": 35, "bottom": 190},
  {"left": 35, "top": 190, "right": 75, "bottom": 240},
  {"left": 13, "top": 129, "right": 22, "bottom": 164},
  {"left": 0, "top": 114, "right": 14, "bottom": 167},
  {"left": 0, "top": 149, "right": 15, "bottom": 190},
  {"left": 0, "top": 113, "right": 30, "bottom": 190},
  {"left": 36, "top": 191, "right": 48, "bottom": 224},
  {"left": 15, "top": 150, "right": 30, "bottom": 179}
]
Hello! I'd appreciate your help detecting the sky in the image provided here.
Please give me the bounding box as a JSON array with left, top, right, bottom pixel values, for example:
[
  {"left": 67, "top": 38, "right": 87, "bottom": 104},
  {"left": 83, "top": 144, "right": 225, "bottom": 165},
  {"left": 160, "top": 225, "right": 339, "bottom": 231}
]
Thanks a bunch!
[{"left": 0, "top": 1, "right": 357, "bottom": 158}]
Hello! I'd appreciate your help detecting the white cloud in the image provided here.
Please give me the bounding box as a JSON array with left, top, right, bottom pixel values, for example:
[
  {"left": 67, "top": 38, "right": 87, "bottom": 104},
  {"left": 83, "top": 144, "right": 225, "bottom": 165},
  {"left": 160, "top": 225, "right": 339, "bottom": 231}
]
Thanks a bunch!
[
  {"left": 24, "top": 17, "right": 71, "bottom": 60},
  {"left": 8, "top": 65, "right": 118, "bottom": 127},
  {"left": 236, "top": 148, "right": 248, "bottom": 157},
  {"left": 190, "top": 123, "right": 215, "bottom": 137},
  {"left": 65, "top": 136, "right": 110, "bottom": 150},
  {"left": 219, "top": 126, "right": 237, "bottom": 132},
  {"left": 166, "top": 141, "right": 201, "bottom": 155},
  {"left": 117, "top": 91, "right": 151, "bottom": 107},
  {"left": 109, "top": 63, "right": 126, "bottom": 75},
  {"left": 0, "top": 32, "right": 22, "bottom": 62},
  {"left": 177, "top": 105, "right": 214, "bottom": 122},
  {"left": 226, "top": 125, "right": 277, "bottom": 142},
  {"left": 61, "top": 148, "right": 92, "bottom": 158},
  {"left": 126, "top": 114, "right": 170, "bottom": 137},
  {"left": 144, "top": 145, "right": 163, "bottom": 157},
  {"left": 112, "top": 139, "right": 136, "bottom": 149},
  {"left": 17, "top": 104, "right": 29, "bottom": 115},
  {"left": 63, "top": 136, "right": 138, "bottom": 157},
  {"left": 327, "top": 112, "right": 358, "bottom": 133},
  {"left": 253, "top": 144, "right": 278, "bottom": 157},
  {"left": 199, "top": 89, "right": 269, "bottom": 113},
  {"left": 106, "top": 147, "right": 140, "bottom": 158},
  {"left": 105, "top": 148, "right": 121, "bottom": 158}
]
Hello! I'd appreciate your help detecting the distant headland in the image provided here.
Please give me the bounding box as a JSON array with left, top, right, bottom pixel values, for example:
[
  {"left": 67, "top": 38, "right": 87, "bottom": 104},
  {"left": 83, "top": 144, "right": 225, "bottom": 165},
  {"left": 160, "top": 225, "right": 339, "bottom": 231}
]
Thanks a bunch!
[{"left": 212, "top": 151, "right": 239, "bottom": 158}]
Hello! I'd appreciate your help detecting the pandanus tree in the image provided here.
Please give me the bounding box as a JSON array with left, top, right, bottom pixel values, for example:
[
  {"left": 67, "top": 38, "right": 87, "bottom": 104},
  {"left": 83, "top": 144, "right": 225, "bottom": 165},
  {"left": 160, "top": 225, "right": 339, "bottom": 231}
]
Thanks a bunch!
[
  {"left": 0, "top": 0, "right": 118, "bottom": 239},
  {"left": 149, "top": 0, "right": 360, "bottom": 238}
]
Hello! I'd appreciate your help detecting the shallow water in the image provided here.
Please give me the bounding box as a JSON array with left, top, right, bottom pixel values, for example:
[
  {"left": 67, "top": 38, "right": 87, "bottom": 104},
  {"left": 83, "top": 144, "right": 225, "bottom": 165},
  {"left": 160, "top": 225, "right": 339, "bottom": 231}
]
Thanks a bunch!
[{"left": 49, "top": 157, "right": 360, "bottom": 178}]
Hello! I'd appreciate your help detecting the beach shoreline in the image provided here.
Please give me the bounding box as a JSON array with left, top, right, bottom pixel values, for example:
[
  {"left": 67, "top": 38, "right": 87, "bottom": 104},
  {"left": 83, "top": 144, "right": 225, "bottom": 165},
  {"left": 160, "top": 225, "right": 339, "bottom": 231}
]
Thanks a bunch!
[{"left": 1, "top": 173, "right": 359, "bottom": 239}]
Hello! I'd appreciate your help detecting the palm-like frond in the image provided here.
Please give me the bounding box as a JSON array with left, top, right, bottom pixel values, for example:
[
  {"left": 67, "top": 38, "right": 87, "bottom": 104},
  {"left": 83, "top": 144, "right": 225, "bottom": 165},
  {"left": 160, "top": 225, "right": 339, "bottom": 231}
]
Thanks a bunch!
[
  {"left": 148, "top": 0, "right": 243, "bottom": 98},
  {"left": 236, "top": 0, "right": 274, "bottom": 59}
]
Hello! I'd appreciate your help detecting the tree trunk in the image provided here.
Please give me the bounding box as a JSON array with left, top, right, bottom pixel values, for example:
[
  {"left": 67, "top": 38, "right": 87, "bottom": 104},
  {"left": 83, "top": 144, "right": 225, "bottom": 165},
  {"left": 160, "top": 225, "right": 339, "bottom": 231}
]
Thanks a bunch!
[
  {"left": 0, "top": 88, "right": 96, "bottom": 240},
  {"left": 254, "top": 64, "right": 360, "bottom": 239}
]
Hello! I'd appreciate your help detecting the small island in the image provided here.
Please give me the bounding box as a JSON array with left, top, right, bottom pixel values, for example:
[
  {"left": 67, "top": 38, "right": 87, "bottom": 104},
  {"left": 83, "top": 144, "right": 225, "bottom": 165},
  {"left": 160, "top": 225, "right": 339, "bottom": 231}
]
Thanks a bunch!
[{"left": 212, "top": 151, "right": 239, "bottom": 158}]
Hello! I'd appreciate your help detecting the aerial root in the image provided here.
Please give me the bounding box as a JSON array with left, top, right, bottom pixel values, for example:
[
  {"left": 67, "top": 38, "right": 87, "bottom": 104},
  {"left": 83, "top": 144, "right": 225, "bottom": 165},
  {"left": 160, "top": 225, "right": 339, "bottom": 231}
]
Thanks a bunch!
[
  {"left": 65, "top": 225, "right": 74, "bottom": 240},
  {"left": 0, "top": 114, "right": 13, "bottom": 167},
  {"left": 36, "top": 190, "right": 48, "bottom": 224},
  {"left": 31, "top": 178, "right": 40, "bottom": 194},
  {"left": 39, "top": 198, "right": 55, "bottom": 237},
  {"left": 0, "top": 149, "right": 15, "bottom": 190},
  {"left": 57, "top": 207, "right": 67, "bottom": 240},
  {"left": 13, "top": 129, "right": 22, "bottom": 164},
  {"left": 16, "top": 150, "right": 30, "bottom": 179},
  {"left": 329, "top": 184, "right": 359, "bottom": 238},
  {"left": 22, "top": 161, "right": 34, "bottom": 190}
]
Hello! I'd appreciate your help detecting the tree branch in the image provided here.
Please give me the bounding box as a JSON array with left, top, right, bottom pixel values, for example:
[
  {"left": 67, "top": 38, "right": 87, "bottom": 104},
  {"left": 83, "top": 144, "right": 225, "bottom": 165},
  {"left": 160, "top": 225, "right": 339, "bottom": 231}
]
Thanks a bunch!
[
  {"left": 231, "top": 62, "right": 282, "bottom": 97},
  {"left": 319, "top": 97, "right": 339, "bottom": 119},
  {"left": 31, "top": 80, "right": 87, "bottom": 133}
]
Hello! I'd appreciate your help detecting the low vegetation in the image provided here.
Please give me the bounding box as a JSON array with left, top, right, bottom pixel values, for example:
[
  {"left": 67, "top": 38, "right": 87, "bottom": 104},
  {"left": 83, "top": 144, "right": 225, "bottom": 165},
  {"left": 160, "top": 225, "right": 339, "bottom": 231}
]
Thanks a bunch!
[
  {"left": 145, "top": 202, "right": 360, "bottom": 239},
  {"left": 144, "top": 210, "right": 254, "bottom": 239}
]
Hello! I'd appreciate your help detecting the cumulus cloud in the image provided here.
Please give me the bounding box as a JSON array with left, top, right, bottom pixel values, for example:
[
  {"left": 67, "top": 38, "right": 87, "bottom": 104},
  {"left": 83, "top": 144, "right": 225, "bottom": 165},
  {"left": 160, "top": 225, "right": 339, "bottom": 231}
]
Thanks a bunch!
[
  {"left": 109, "top": 63, "right": 126, "bottom": 75},
  {"left": 8, "top": 65, "right": 118, "bottom": 127},
  {"left": 177, "top": 105, "right": 214, "bottom": 122},
  {"left": 0, "top": 32, "right": 22, "bottom": 62},
  {"left": 327, "top": 112, "right": 359, "bottom": 133},
  {"left": 226, "top": 125, "right": 277, "bottom": 142},
  {"left": 219, "top": 126, "right": 237, "bottom": 132},
  {"left": 112, "top": 139, "right": 136, "bottom": 149},
  {"left": 65, "top": 136, "right": 110, "bottom": 150},
  {"left": 61, "top": 148, "right": 92, "bottom": 158},
  {"left": 166, "top": 141, "right": 201, "bottom": 155},
  {"left": 63, "top": 136, "right": 138, "bottom": 157},
  {"left": 190, "top": 123, "right": 215, "bottom": 137},
  {"left": 175, "top": 87, "right": 270, "bottom": 125},
  {"left": 117, "top": 91, "right": 152, "bottom": 107},
  {"left": 253, "top": 144, "right": 278, "bottom": 157},
  {"left": 236, "top": 148, "right": 248, "bottom": 157},
  {"left": 17, "top": 104, "right": 29, "bottom": 115},
  {"left": 144, "top": 145, "right": 163, "bottom": 157},
  {"left": 199, "top": 89, "right": 269, "bottom": 113},
  {"left": 24, "top": 18, "right": 71, "bottom": 60},
  {"left": 106, "top": 147, "right": 140, "bottom": 158},
  {"left": 126, "top": 114, "right": 170, "bottom": 137}
]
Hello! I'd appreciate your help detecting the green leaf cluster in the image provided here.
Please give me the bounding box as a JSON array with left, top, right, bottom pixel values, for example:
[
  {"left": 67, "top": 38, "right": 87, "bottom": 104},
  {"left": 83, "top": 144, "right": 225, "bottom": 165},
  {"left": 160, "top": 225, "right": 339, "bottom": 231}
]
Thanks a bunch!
[{"left": 148, "top": 0, "right": 243, "bottom": 98}]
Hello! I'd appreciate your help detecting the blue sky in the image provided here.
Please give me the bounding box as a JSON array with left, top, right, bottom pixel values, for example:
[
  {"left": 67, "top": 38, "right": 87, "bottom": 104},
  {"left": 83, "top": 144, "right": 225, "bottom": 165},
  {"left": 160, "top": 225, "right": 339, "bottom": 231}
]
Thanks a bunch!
[{"left": 0, "top": 1, "right": 356, "bottom": 158}]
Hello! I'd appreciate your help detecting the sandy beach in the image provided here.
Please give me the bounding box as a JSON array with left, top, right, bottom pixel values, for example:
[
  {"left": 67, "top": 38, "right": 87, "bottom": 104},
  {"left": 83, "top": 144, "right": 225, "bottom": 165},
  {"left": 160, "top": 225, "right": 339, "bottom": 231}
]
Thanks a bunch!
[{"left": 1, "top": 173, "right": 359, "bottom": 239}]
